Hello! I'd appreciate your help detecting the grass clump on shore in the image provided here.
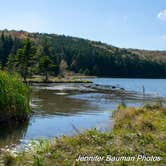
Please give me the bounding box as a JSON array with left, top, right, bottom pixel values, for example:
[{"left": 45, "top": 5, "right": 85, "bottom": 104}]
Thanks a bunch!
[
  {"left": 2, "top": 103, "right": 166, "bottom": 165},
  {"left": 0, "top": 71, "right": 30, "bottom": 122}
]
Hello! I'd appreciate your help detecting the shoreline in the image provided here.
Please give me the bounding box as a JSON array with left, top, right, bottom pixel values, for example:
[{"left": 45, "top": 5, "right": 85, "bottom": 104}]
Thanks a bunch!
[
  {"left": 1, "top": 103, "right": 166, "bottom": 165},
  {"left": 25, "top": 78, "right": 93, "bottom": 84},
  {"left": 26, "top": 80, "right": 92, "bottom": 84},
  {"left": 25, "top": 75, "right": 93, "bottom": 84}
]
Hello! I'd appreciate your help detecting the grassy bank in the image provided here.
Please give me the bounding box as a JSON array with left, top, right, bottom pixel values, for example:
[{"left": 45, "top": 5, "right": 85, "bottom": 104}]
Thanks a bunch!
[
  {"left": 0, "top": 71, "right": 30, "bottom": 123},
  {"left": 26, "top": 75, "right": 92, "bottom": 83},
  {"left": 2, "top": 103, "right": 166, "bottom": 165}
]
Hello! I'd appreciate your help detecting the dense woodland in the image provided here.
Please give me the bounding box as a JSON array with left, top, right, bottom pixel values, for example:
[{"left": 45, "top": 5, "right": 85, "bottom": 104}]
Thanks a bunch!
[{"left": 1, "top": 29, "right": 166, "bottom": 79}]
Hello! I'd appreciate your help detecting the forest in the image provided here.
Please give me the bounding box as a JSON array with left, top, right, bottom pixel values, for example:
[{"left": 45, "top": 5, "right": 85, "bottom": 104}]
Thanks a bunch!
[{"left": 1, "top": 29, "right": 166, "bottom": 79}]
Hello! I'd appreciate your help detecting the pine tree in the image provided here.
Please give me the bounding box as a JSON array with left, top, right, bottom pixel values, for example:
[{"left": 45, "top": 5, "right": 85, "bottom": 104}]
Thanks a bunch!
[
  {"left": 38, "top": 56, "right": 53, "bottom": 82},
  {"left": 15, "top": 39, "right": 36, "bottom": 82}
]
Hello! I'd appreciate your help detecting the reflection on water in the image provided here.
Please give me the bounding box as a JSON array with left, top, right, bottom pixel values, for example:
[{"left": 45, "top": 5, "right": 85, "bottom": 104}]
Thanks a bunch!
[
  {"left": 31, "top": 89, "right": 99, "bottom": 116},
  {"left": 1, "top": 79, "right": 166, "bottom": 149},
  {"left": 0, "top": 120, "right": 29, "bottom": 148}
]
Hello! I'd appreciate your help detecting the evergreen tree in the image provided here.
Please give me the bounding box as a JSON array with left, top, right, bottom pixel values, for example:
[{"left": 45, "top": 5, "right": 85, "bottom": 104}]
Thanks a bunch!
[
  {"left": 15, "top": 39, "right": 36, "bottom": 82},
  {"left": 38, "top": 56, "right": 53, "bottom": 82},
  {"left": 0, "top": 33, "right": 13, "bottom": 67},
  {"left": 7, "top": 53, "right": 17, "bottom": 73},
  {"left": 1, "top": 30, "right": 166, "bottom": 78}
]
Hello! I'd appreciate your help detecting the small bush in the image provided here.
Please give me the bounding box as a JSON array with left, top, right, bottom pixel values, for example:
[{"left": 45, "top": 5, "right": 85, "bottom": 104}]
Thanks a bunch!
[{"left": 0, "top": 71, "right": 30, "bottom": 122}]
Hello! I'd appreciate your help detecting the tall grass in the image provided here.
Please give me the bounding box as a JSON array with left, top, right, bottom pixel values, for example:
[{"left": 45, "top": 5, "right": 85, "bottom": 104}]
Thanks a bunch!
[
  {"left": 0, "top": 71, "right": 30, "bottom": 122},
  {"left": 2, "top": 103, "right": 166, "bottom": 165}
]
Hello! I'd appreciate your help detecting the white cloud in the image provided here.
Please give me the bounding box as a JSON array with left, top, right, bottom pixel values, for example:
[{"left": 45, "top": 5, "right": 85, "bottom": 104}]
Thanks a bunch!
[{"left": 158, "top": 10, "right": 166, "bottom": 21}]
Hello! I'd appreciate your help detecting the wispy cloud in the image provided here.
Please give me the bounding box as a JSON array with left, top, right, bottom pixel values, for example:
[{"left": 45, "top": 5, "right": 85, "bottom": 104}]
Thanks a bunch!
[{"left": 158, "top": 10, "right": 166, "bottom": 21}]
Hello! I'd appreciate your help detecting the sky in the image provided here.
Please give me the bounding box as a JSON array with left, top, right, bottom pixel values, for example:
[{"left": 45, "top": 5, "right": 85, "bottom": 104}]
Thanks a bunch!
[{"left": 0, "top": 0, "right": 166, "bottom": 50}]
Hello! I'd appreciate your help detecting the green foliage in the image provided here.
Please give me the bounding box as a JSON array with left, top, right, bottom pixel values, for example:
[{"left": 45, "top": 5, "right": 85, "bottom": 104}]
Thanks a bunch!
[
  {"left": 83, "top": 68, "right": 90, "bottom": 75},
  {"left": 3, "top": 104, "right": 166, "bottom": 165},
  {"left": 38, "top": 56, "right": 53, "bottom": 82},
  {"left": 15, "top": 39, "right": 36, "bottom": 82},
  {"left": 1, "top": 30, "right": 166, "bottom": 78},
  {"left": 0, "top": 71, "right": 30, "bottom": 122}
]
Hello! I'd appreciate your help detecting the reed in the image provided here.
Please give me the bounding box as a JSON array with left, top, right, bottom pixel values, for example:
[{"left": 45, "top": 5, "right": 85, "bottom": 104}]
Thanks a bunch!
[{"left": 0, "top": 71, "right": 30, "bottom": 122}]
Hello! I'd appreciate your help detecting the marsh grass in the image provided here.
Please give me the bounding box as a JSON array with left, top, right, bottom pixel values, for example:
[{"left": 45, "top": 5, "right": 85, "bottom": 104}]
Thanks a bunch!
[
  {"left": 2, "top": 103, "right": 166, "bottom": 165},
  {"left": 0, "top": 71, "right": 30, "bottom": 122}
]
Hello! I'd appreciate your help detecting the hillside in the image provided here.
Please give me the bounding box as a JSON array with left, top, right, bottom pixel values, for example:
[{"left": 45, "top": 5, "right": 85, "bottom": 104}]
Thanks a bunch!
[{"left": 1, "top": 29, "right": 166, "bottom": 78}]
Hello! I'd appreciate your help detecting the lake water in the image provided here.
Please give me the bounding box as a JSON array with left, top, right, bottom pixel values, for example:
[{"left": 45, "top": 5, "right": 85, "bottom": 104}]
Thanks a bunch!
[{"left": 1, "top": 78, "right": 166, "bottom": 149}]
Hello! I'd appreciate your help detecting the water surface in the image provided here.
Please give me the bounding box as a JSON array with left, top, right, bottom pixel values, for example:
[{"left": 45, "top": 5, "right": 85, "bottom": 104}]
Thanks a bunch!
[{"left": 1, "top": 78, "right": 166, "bottom": 149}]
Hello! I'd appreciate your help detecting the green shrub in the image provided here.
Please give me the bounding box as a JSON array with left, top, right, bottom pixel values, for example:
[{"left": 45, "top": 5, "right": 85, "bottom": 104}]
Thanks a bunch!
[{"left": 0, "top": 71, "right": 30, "bottom": 122}]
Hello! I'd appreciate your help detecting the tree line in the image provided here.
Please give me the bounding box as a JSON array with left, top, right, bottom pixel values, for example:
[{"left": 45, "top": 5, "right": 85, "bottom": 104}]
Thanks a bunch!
[
  {"left": 0, "top": 32, "right": 59, "bottom": 82},
  {"left": 1, "top": 30, "right": 166, "bottom": 81}
]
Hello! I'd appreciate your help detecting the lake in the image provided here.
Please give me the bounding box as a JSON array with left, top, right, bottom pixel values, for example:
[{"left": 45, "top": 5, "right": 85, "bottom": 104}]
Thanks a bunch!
[{"left": 1, "top": 78, "right": 166, "bottom": 149}]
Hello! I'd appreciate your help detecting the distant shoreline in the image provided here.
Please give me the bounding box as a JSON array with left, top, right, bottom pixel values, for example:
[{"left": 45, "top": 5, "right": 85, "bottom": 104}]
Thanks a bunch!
[{"left": 25, "top": 75, "right": 93, "bottom": 84}]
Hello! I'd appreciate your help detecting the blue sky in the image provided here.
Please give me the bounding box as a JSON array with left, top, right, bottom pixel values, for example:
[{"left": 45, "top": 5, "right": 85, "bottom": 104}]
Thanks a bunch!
[{"left": 0, "top": 0, "right": 166, "bottom": 50}]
